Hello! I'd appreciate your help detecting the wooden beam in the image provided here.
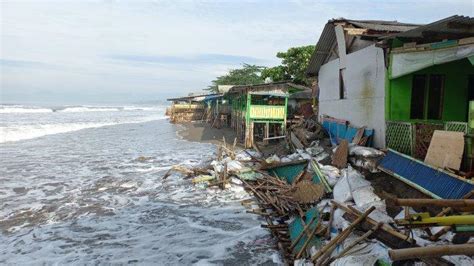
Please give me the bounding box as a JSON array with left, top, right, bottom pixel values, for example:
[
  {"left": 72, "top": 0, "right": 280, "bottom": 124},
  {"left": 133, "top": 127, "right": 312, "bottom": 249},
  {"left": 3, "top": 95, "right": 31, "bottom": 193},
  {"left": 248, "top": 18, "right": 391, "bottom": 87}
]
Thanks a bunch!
[{"left": 344, "top": 27, "right": 368, "bottom": 35}]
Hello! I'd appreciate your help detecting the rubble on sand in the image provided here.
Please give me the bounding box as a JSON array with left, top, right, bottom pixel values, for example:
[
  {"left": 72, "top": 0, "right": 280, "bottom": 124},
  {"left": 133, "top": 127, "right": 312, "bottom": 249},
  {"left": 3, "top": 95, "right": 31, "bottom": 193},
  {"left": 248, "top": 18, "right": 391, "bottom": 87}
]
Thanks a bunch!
[{"left": 162, "top": 119, "right": 474, "bottom": 265}]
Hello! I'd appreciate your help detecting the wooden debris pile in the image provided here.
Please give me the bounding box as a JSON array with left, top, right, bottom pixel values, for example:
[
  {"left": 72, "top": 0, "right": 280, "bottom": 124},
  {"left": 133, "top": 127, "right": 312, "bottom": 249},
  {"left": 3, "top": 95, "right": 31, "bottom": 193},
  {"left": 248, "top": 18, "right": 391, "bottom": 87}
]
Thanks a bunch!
[{"left": 162, "top": 133, "right": 474, "bottom": 265}]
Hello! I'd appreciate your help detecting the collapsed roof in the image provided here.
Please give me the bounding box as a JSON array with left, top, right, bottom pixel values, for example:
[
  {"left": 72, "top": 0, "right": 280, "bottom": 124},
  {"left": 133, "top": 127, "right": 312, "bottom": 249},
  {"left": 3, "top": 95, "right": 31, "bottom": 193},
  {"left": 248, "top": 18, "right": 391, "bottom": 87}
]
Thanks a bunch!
[{"left": 306, "top": 18, "right": 421, "bottom": 76}]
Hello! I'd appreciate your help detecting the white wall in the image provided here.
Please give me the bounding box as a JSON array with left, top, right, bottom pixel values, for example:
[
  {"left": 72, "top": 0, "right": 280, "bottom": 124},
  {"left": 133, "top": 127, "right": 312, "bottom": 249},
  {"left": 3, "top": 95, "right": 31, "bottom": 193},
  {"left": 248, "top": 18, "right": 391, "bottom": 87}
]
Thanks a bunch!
[{"left": 318, "top": 45, "right": 386, "bottom": 148}]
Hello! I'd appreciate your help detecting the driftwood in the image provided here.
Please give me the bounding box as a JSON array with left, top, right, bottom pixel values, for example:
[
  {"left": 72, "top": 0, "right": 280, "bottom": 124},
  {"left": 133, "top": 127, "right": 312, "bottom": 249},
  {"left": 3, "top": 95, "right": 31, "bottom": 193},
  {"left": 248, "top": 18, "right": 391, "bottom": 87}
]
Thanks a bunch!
[{"left": 389, "top": 244, "right": 474, "bottom": 261}]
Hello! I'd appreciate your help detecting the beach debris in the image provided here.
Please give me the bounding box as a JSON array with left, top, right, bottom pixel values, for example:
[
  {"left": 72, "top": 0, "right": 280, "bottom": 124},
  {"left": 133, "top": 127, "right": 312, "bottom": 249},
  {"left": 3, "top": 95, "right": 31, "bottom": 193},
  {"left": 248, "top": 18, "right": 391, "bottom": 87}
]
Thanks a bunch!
[
  {"left": 166, "top": 125, "right": 474, "bottom": 265},
  {"left": 331, "top": 140, "right": 348, "bottom": 169},
  {"left": 291, "top": 181, "right": 325, "bottom": 204},
  {"left": 424, "top": 130, "right": 465, "bottom": 171},
  {"left": 389, "top": 244, "right": 474, "bottom": 261},
  {"left": 379, "top": 149, "right": 474, "bottom": 199},
  {"left": 291, "top": 131, "right": 305, "bottom": 150}
]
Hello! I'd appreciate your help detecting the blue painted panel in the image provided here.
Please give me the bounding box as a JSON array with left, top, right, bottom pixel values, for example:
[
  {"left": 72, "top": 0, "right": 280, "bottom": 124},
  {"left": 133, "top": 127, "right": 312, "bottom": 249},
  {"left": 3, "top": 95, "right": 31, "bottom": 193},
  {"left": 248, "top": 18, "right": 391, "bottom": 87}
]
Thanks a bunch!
[
  {"left": 379, "top": 150, "right": 474, "bottom": 199},
  {"left": 267, "top": 162, "right": 307, "bottom": 184},
  {"left": 289, "top": 208, "right": 320, "bottom": 255},
  {"left": 344, "top": 126, "right": 359, "bottom": 142},
  {"left": 322, "top": 120, "right": 347, "bottom": 145}
]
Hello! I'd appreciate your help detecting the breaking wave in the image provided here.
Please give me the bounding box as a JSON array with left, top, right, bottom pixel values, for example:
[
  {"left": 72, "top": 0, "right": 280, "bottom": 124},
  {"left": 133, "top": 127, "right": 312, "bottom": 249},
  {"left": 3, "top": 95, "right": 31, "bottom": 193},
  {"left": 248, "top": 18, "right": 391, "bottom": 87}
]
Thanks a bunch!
[
  {"left": 0, "top": 106, "right": 53, "bottom": 113},
  {"left": 0, "top": 104, "right": 168, "bottom": 143},
  {"left": 0, "top": 105, "right": 165, "bottom": 114}
]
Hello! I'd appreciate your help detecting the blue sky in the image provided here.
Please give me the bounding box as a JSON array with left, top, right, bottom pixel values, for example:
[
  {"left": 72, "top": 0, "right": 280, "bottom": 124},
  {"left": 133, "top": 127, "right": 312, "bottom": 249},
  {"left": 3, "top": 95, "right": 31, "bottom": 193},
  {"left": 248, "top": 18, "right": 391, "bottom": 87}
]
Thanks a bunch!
[{"left": 1, "top": 0, "right": 473, "bottom": 104}]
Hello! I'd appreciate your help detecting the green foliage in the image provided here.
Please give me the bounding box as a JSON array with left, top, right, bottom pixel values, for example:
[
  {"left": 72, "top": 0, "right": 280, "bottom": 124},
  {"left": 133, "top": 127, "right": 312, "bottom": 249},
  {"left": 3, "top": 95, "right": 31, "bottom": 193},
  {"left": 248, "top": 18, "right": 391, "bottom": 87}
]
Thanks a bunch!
[
  {"left": 261, "top": 45, "right": 315, "bottom": 85},
  {"left": 261, "top": 65, "right": 291, "bottom": 84},
  {"left": 206, "top": 45, "right": 315, "bottom": 92},
  {"left": 207, "top": 64, "right": 265, "bottom": 92}
]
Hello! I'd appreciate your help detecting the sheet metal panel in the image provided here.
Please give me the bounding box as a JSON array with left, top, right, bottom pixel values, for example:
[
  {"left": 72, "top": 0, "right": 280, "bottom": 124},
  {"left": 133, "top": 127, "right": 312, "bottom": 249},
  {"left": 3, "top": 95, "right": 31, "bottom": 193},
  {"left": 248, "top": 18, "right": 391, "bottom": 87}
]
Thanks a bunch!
[{"left": 379, "top": 149, "right": 474, "bottom": 199}]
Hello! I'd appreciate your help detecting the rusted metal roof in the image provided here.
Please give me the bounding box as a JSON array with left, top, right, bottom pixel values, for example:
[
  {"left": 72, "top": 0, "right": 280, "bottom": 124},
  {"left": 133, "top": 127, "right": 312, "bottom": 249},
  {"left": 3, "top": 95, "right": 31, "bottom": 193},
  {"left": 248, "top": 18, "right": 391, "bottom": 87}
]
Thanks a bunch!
[
  {"left": 306, "top": 18, "right": 419, "bottom": 76},
  {"left": 346, "top": 19, "right": 421, "bottom": 33},
  {"left": 387, "top": 15, "right": 474, "bottom": 40}
]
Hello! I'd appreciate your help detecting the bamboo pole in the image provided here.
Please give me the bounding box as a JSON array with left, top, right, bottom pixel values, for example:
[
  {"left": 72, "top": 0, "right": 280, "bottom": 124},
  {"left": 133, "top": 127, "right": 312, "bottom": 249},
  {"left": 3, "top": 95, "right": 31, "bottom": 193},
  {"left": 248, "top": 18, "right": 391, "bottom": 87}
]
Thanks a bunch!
[
  {"left": 430, "top": 190, "right": 474, "bottom": 241},
  {"left": 295, "top": 222, "right": 323, "bottom": 259},
  {"left": 389, "top": 244, "right": 474, "bottom": 261},
  {"left": 331, "top": 200, "right": 414, "bottom": 244},
  {"left": 289, "top": 213, "right": 319, "bottom": 251},
  {"left": 389, "top": 198, "right": 474, "bottom": 208},
  {"left": 326, "top": 204, "right": 336, "bottom": 239},
  {"left": 331, "top": 222, "right": 383, "bottom": 261},
  {"left": 311, "top": 206, "right": 376, "bottom": 263}
]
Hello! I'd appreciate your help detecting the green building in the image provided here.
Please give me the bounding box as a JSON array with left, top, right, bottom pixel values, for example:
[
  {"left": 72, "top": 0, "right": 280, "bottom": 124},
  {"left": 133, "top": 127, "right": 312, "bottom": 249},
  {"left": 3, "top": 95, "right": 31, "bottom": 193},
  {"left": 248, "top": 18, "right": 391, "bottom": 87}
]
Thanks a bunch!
[
  {"left": 384, "top": 16, "right": 474, "bottom": 166},
  {"left": 227, "top": 82, "right": 308, "bottom": 148}
]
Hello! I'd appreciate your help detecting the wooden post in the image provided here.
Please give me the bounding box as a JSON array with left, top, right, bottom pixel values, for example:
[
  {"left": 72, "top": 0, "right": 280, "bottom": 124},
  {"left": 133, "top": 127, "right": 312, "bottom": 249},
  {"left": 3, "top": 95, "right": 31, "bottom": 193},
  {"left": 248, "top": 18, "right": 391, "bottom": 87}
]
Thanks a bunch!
[
  {"left": 389, "top": 244, "right": 474, "bottom": 261},
  {"left": 264, "top": 122, "right": 269, "bottom": 145}
]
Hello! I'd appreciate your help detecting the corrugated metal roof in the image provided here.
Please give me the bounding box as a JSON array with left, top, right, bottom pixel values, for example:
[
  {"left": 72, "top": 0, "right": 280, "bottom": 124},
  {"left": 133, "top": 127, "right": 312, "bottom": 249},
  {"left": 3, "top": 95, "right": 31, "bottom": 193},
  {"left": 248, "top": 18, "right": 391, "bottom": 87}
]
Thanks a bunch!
[
  {"left": 289, "top": 89, "right": 312, "bottom": 99},
  {"left": 167, "top": 93, "right": 221, "bottom": 101},
  {"left": 347, "top": 20, "right": 420, "bottom": 32},
  {"left": 306, "top": 18, "right": 420, "bottom": 76},
  {"left": 228, "top": 82, "right": 309, "bottom": 94},
  {"left": 388, "top": 15, "right": 474, "bottom": 39},
  {"left": 379, "top": 149, "right": 474, "bottom": 199}
]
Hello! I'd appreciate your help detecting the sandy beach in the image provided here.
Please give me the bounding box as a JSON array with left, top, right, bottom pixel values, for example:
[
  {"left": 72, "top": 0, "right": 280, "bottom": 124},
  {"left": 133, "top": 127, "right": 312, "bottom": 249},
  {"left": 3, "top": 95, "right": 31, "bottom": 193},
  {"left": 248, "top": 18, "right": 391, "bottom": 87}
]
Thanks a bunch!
[{"left": 177, "top": 122, "right": 239, "bottom": 146}]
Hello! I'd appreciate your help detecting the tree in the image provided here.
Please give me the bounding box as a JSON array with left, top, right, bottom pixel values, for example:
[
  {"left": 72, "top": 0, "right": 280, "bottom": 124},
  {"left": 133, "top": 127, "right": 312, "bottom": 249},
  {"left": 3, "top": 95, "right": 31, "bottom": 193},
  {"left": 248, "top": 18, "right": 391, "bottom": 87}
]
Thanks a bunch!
[
  {"left": 207, "top": 64, "right": 265, "bottom": 92},
  {"left": 261, "top": 65, "right": 290, "bottom": 83},
  {"left": 261, "top": 45, "right": 315, "bottom": 85}
]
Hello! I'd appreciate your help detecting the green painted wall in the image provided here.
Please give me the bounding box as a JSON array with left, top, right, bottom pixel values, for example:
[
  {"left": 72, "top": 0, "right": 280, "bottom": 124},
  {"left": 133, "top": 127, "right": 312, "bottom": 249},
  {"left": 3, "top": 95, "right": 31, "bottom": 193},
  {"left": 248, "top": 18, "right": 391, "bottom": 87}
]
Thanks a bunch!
[{"left": 389, "top": 58, "right": 473, "bottom": 122}]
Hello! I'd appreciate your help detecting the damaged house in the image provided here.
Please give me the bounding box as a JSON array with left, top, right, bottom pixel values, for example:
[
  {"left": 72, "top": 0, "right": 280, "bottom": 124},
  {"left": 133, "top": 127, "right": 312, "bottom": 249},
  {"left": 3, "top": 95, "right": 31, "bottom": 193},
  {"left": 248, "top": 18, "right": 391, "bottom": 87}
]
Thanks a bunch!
[
  {"left": 306, "top": 18, "right": 420, "bottom": 148},
  {"left": 307, "top": 15, "right": 474, "bottom": 171}
]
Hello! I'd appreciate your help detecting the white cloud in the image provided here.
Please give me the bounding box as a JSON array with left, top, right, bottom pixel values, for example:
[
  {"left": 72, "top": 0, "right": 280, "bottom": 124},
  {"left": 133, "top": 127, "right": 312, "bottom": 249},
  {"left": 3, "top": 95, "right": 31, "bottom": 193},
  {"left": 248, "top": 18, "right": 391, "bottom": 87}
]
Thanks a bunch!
[{"left": 1, "top": 0, "right": 472, "bottom": 103}]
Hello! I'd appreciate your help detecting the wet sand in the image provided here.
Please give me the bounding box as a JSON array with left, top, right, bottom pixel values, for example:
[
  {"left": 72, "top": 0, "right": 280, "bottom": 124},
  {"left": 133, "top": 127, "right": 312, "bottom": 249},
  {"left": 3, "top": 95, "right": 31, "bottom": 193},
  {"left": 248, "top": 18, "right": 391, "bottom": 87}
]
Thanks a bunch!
[{"left": 177, "top": 122, "right": 239, "bottom": 146}]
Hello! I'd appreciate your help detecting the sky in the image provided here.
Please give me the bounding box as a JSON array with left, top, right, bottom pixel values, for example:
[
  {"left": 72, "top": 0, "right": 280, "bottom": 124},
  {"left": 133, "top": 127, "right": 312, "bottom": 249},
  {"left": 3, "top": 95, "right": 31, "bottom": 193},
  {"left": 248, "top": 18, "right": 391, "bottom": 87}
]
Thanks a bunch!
[{"left": 0, "top": 0, "right": 473, "bottom": 104}]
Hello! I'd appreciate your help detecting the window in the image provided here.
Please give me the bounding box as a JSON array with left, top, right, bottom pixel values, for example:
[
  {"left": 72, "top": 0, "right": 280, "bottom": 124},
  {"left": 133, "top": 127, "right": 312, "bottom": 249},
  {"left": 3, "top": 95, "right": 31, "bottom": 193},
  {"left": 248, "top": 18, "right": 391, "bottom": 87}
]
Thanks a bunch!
[
  {"left": 468, "top": 75, "right": 474, "bottom": 121},
  {"left": 339, "top": 69, "right": 346, "bottom": 99},
  {"left": 410, "top": 75, "right": 426, "bottom": 119},
  {"left": 409, "top": 74, "right": 445, "bottom": 120},
  {"left": 427, "top": 75, "right": 444, "bottom": 120}
]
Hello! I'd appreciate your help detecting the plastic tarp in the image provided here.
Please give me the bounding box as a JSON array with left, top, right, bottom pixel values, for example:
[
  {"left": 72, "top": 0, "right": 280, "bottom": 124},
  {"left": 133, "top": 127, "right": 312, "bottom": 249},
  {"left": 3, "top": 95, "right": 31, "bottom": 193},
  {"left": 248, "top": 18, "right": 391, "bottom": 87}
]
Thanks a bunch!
[{"left": 390, "top": 44, "right": 474, "bottom": 79}]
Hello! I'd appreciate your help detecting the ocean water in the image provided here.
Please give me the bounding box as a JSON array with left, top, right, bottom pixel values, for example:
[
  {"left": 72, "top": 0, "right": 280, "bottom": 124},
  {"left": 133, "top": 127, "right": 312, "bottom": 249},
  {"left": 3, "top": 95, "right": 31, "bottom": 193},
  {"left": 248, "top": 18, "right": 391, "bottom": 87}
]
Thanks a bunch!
[{"left": 0, "top": 104, "right": 278, "bottom": 265}]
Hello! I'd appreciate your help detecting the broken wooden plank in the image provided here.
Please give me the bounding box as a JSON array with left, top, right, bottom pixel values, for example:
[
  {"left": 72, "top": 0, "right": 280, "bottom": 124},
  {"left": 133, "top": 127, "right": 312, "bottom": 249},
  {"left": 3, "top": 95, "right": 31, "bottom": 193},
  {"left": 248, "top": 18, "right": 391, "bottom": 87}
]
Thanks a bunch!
[{"left": 424, "top": 130, "right": 464, "bottom": 171}]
